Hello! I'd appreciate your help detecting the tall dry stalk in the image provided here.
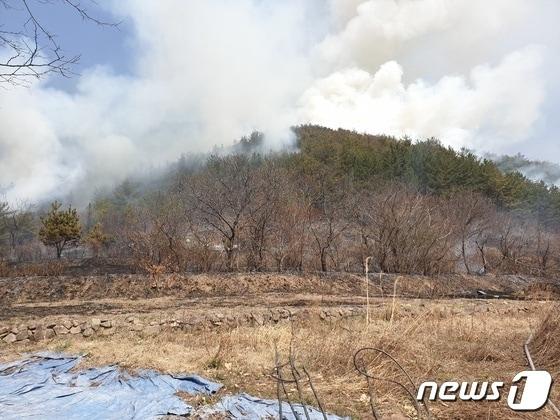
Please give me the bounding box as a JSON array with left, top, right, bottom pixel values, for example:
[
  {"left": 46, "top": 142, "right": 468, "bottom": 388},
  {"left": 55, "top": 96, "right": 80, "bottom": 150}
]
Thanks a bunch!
[
  {"left": 389, "top": 276, "right": 401, "bottom": 325},
  {"left": 365, "top": 256, "right": 372, "bottom": 327}
]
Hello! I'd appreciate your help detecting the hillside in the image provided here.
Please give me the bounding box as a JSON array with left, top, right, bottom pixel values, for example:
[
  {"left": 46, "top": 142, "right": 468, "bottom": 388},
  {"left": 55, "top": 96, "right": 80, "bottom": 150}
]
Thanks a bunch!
[
  {"left": 2, "top": 125, "right": 560, "bottom": 277},
  {"left": 293, "top": 126, "right": 560, "bottom": 226}
]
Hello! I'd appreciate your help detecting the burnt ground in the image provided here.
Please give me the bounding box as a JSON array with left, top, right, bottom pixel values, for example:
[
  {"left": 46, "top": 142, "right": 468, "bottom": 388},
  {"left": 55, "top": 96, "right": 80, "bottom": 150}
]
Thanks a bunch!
[{"left": 0, "top": 271, "right": 558, "bottom": 323}]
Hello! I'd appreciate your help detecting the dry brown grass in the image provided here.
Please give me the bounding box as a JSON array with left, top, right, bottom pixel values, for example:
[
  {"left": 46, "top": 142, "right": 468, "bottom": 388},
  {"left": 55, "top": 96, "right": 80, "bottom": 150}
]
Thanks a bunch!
[
  {"left": 530, "top": 304, "right": 560, "bottom": 411},
  {"left": 0, "top": 260, "right": 67, "bottom": 277},
  {"left": 1, "top": 299, "right": 557, "bottom": 419}
]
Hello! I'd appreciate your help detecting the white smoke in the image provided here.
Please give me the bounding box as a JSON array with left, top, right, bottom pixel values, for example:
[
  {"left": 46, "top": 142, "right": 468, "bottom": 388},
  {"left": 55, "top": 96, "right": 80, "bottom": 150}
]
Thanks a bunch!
[
  {"left": 0, "top": 0, "right": 320, "bottom": 204},
  {"left": 299, "top": 47, "right": 545, "bottom": 150},
  {"left": 0, "top": 0, "right": 559, "bottom": 204}
]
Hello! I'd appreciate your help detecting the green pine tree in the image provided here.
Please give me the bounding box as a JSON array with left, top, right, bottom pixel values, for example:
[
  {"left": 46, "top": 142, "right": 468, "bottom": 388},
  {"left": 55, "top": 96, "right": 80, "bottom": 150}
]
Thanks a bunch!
[{"left": 39, "top": 201, "right": 81, "bottom": 259}]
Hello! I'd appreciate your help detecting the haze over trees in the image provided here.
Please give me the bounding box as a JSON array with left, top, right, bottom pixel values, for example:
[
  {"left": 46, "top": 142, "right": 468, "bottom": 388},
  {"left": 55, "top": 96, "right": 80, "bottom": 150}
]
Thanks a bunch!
[{"left": 2, "top": 125, "right": 560, "bottom": 276}]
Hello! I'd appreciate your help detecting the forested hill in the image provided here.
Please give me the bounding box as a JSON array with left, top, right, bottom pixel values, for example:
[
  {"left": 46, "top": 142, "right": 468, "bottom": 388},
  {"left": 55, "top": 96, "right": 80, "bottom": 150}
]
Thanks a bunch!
[
  {"left": 4, "top": 124, "right": 560, "bottom": 275},
  {"left": 91, "top": 125, "right": 560, "bottom": 230},
  {"left": 290, "top": 125, "right": 560, "bottom": 227}
]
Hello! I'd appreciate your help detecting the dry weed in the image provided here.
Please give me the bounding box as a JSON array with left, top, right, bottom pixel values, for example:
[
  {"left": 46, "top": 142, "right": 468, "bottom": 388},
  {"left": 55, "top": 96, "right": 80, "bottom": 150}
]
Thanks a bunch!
[{"left": 1, "top": 299, "right": 556, "bottom": 418}]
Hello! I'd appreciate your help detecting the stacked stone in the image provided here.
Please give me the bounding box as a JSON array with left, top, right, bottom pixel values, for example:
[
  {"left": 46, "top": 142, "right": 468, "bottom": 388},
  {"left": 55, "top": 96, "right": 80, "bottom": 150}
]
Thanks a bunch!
[
  {"left": 1, "top": 306, "right": 365, "bottom": 345},
  {"left": 1, "top": 318, "right": 116, "bottom": 344}
]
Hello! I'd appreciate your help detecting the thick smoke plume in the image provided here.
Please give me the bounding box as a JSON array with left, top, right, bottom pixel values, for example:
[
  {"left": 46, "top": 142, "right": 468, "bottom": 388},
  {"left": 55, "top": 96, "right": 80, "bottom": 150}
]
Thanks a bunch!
[{"left": 1, "top": 0, "right": 559, "bottom": 204}]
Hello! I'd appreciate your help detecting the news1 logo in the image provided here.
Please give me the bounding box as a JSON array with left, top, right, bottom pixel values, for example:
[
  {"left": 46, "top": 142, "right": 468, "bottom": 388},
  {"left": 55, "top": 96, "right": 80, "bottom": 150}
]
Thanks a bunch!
[
  {"left": 417, "top": 371, "right": 553, "bottom": 411},
  {"left": 508, "top": 371, "right": 552, "bottom": 411}
]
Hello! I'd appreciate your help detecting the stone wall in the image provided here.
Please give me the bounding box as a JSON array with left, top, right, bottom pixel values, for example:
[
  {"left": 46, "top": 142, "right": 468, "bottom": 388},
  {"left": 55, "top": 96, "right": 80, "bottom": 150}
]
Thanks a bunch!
[
  {"left": 1, "top": 306, "right": 364, "bottom": 345},
  {"left": 1, "top": 318, "right": 115, "bottom": 344}
]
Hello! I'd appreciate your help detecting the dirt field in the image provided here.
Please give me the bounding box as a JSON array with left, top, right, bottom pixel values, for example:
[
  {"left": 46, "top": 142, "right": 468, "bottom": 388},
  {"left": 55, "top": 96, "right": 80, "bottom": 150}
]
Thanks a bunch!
[{"left": 1, "top": 273, "right": 559, "bottom": 419}]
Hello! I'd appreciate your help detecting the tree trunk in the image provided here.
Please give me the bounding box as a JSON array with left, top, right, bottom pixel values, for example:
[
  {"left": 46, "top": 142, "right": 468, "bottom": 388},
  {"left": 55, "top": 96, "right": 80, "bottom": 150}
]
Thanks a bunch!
[
  {"left": 476, "top": 243, "right": 487, "bottom": 273},
  {"left": 320, "top": 249, "right": 327, "bottom": 272},
  {"left": 461, "top": 237, "right": 471, "bottom": 274}
]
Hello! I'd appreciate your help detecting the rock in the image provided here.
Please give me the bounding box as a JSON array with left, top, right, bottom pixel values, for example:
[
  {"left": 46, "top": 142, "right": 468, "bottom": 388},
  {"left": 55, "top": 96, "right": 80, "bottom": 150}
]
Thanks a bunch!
[
  {"left": 72, "top": 320, "right": 80, "bottom": 327},
  {"left": 2, "top": 333, "right": 16, "bottom": 344},
  {"left": 143, "top": 325, "right": 161, "bottom": 335},
  {"left": 46, "top": 322, "right": 57, "bottom": 329},
  {"left": 32, "top": 327, "right": 46, "bottom": 342},
  {"left": 0, "top": 327, "right": 9, "bottom": 338},
  {"left": 130, "top": 324, "right": 144, "bottom": 332},
  {"left": 62, "top": 320, "right": 73, "bottom": 330},
  {"left": 10, "top": 326, "right": 19, "bottom": 335},
  {"left": 15, "top": 330, "right": 29, "bottom": 341},
  {"left": 185, "top": 316, "right": 203, "bottom": 326},
  {"left": 53, "top": 325, "right": 69, "bottom": 336},
  {"left": 210, "top": 314, "right": 223, "bottom": 326},
  {"left": 100, "top": 320, "right": 112, "bottom": 328},
  {"left": 27, "top": 322, "right": 37, "bottom": 330},
  {"left": 45, "top": 329, "right": 55, "bottom": 340},
  {"left": 69, "top": 326, "right": 81, "bottom": 335},
  {"left": 101, "top": 327, "right": 115, "bottom": 336},
  {"left": 125, "top": 316, "right": 136, "bottom": 323},
  {"left": 91, "top": 318, "right": 101, "bottom": 331},
  {"left": 82, "top": 328, "right": 94, "bottom": 338}
]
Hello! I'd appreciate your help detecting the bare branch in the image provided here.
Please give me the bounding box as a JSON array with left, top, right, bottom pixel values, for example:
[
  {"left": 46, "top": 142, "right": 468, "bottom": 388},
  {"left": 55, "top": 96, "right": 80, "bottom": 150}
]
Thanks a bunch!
[{"left": 0, "top": 0, "right": 118, "bottom": 86}]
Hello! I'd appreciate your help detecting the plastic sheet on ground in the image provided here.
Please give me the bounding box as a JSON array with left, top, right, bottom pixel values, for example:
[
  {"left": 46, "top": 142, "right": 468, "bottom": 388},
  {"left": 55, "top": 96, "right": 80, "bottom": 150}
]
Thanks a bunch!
[
  {"left": 0, "top": 353, "right": 349, "bottom": 419},
  {"left": 0, "top": 353, "right": 221, "bottom": 419},
  {"left": 197, "top": 393, "right": 348, "bottom": 419}
]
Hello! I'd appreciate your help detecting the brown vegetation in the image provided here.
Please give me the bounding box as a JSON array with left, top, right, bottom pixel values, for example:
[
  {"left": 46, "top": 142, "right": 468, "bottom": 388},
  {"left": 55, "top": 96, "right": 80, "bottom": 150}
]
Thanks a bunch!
[
  {"left": 1, "top": 296, "right": 555, "bottom": 419},
  {"left": 4, "top": 128, "right": 560, "bottom": 279}
]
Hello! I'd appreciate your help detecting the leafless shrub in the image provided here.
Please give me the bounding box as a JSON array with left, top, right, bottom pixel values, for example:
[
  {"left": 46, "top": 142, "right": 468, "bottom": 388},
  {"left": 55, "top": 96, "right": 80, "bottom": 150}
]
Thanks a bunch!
[{"left": 355, "top": 185, "right": 456, "bottom": 275}]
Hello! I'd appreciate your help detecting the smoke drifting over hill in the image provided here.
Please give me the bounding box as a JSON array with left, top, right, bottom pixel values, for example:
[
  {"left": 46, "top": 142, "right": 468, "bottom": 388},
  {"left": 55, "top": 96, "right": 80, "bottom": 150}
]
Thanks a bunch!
[
  {"left": 493, "top": 154, "right": 560, "bottom": 186},
  {"left": 1, "top": 0, "right": 559, "bottom": 204}
]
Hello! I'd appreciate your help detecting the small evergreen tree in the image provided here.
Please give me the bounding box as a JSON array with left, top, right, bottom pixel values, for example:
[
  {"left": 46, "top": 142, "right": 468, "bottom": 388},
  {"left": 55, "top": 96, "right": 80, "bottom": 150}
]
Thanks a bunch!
[
  {"left": 39, "top": 201, "right": 81, "bottom": 259},
  {"left": 84, "top": 223, "right": 111, "bottom": 257}
]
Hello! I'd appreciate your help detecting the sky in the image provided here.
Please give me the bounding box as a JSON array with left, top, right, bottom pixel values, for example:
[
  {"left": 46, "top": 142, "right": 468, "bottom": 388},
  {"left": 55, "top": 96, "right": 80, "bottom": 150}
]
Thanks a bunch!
[{"left": 1, "top": 0, "right": 560, "bottom": 204}]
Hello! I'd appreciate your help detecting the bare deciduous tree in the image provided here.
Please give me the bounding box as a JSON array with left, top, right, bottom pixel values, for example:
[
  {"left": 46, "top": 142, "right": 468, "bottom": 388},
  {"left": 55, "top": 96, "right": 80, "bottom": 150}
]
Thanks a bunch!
[
  {"left": 355, "top": 185, "right": 456, "bottom": 275},
  {"left": 123, "top": 192, "right": 188, "bottom": 274},
  {"left": 308, "top": 176, "right": 355, "bottom": 272},
  {"left": 0, "top": 0, "right": 117, "bottom": 86},
  {"left": 183, "top": 155, "right": 260, "bottom": 271},
  {"left": 449, "top": 191, "right": 494, "bottom": 274},
  {"left": 244, "top": 160, "right": 288, "bottom": 271}
]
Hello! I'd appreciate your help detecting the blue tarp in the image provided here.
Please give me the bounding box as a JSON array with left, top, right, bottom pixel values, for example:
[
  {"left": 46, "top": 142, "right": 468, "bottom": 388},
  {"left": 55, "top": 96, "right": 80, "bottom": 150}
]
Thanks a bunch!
[
  {"left": 200, "top": 393, "right": 346, "bottom": 419},
  {"left": 0, "top": 353, "right": 348, "bottom": 419},
  {"left": 0, "top": 353, "right": 220, "bottom": 419}
]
